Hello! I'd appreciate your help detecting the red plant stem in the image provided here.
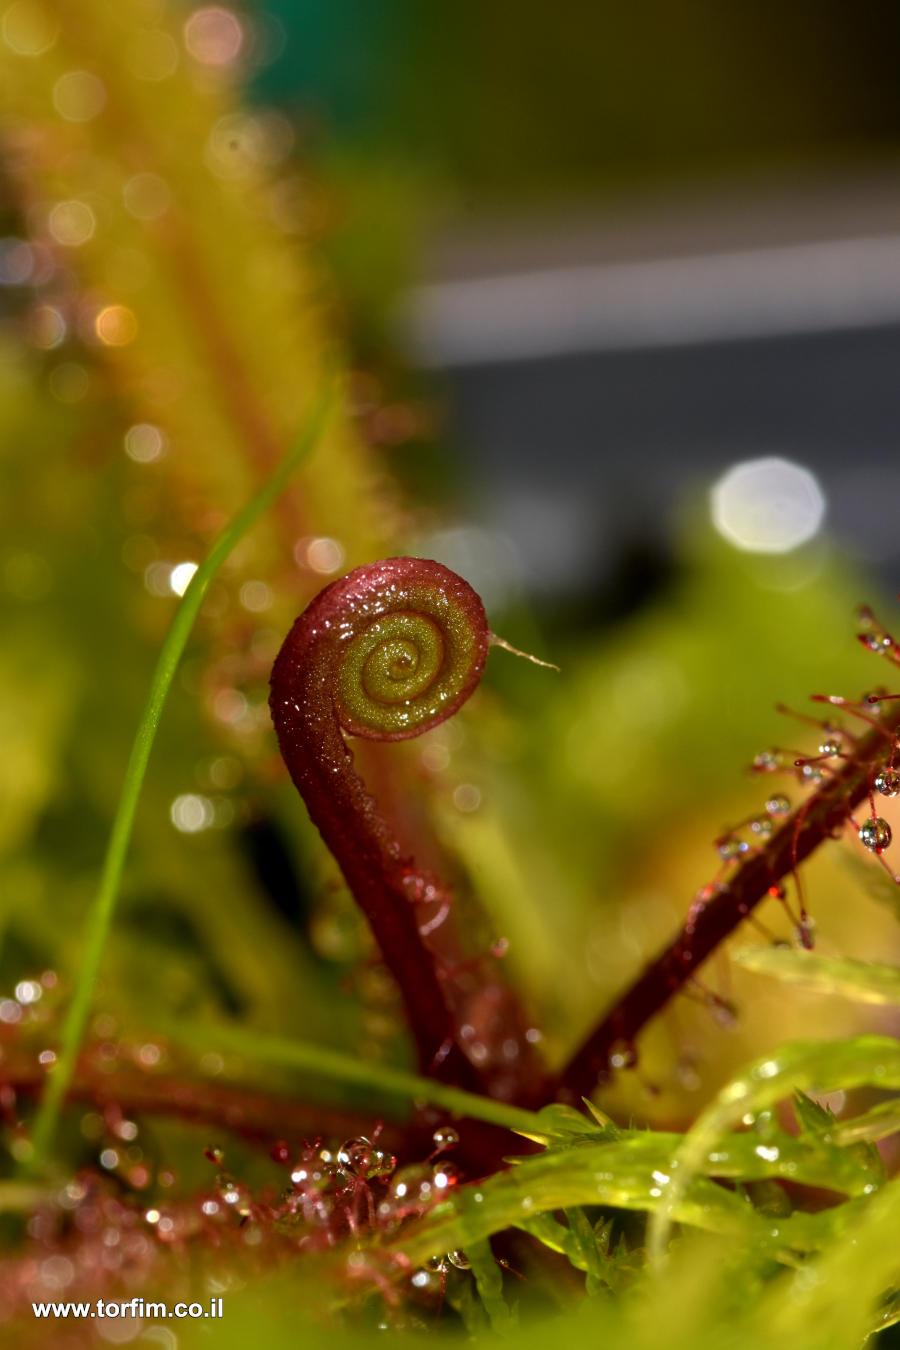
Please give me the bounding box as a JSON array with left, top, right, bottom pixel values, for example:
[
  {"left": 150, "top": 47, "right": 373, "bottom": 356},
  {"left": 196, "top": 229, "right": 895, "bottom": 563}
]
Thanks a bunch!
[
  {"left": 6, "top": 1062, "right": 406, "bottom": 1153},
  {"left": 8, "top": 1062, "right": 538, "bottom": 1181},
  {"left": 557, "top": 701, "right": 900, "bottom": 1103},
  {"left": 270, "top": 558, "right": 491, "bottom": 1092}
]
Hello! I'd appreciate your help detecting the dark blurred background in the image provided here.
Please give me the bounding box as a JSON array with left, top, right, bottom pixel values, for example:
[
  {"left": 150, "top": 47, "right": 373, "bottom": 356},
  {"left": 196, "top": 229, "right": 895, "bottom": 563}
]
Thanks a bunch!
[{"left": 253, "top": 0, "right": 900, "bottom": 609}]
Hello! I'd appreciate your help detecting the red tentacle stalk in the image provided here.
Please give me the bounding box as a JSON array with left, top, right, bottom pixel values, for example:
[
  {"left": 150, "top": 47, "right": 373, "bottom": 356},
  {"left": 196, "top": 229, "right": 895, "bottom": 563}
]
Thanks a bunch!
[
  {"left": 557, "top": 692, "right": 900, "bottom": 1103},
  {"left": 270, "top": 557, "right": 521, "bottom": 1096}
]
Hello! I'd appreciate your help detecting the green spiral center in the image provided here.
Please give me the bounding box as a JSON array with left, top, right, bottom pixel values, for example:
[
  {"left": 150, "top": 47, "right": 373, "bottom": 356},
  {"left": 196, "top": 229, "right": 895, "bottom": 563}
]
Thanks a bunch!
[
  {"left": 335, "top": 599, "right": 476, "bottom": 739},
  {"left": 360, "top": 616, "right": 443, "bottom": 706}
]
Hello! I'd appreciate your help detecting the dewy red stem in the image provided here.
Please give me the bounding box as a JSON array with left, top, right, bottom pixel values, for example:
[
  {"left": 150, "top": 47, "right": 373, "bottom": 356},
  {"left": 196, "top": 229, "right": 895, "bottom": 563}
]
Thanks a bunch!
[
  {"left": 558, "top": 700, "right": 900, "bottom": 1103},
  {"left": 7, "top": 1061, "right": 407, "bottom": 1153},
  {"left": 270, "top": 558, "right": 492, "bottom": 1093}
]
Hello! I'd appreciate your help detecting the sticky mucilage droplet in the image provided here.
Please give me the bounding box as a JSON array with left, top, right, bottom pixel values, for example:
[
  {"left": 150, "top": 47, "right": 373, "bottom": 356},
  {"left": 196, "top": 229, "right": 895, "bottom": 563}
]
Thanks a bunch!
[
  {"left": 717, "top": 835, "right": 748, "bottom": 862},
  {"left": 874, "top": 768, "right": 900, "bottom": 798},
  {"left": 432, "top": 1125, "right": 459, "bottom": 1152},
  {"left": 337, "top": 1137, "right": 396, "bottom": 1179},
  {"left": 860, "top": 817, "right": 892, "bottom": 853}
]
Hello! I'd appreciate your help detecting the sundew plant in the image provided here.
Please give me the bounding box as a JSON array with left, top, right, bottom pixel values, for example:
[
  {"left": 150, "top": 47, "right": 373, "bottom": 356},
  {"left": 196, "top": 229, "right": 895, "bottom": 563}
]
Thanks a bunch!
[{"left": 2, "top": 5, "right": 900, "bottom": 1349}]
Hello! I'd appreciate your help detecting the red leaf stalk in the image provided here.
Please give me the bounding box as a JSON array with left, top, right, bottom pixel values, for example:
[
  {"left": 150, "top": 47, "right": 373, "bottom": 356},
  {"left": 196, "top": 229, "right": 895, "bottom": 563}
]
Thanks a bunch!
[{"left": 270, "top": 557, "right": 492, "bottom": 1091}]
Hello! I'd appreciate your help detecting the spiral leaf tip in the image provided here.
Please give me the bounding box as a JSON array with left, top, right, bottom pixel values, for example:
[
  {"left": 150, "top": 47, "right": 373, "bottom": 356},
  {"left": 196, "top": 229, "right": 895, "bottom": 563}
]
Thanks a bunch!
[{"left": 271, "top": 556, "right": 489, "bottom": 747}]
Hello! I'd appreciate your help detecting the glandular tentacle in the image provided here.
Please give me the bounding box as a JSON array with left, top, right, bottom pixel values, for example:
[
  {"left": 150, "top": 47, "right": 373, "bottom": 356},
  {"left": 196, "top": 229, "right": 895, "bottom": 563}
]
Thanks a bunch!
[{"left": 269, "top": 557, "right": 492, "bottom": 1088}]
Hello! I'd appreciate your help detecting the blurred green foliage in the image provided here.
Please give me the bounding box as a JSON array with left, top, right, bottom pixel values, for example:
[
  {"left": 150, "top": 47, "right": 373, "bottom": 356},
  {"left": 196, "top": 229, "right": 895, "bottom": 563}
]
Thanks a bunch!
[{"left": 2, "top": 2, "right": 900, "bottom": 1345}]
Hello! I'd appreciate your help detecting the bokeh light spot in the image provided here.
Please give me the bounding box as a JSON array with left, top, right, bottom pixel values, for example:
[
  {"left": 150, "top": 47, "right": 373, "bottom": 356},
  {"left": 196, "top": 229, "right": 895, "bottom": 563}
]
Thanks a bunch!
[
  {"left": 94, "top": 304, "right": 137, "bottom": 346},
  {"left": 239, "top": 579, "right": 272, "bottom": 612},
  {"left": 169, "top": 561, "right": 198, "bottom": 596},
  {"left": 205, "top": 112, "right": 292, "bottom": 180},
  {"left": 170, "top": 794, "right": 215, "bottom": 833},
  {"left": 144, "top": 562, "right": 173, "bottom": 597},
  {"left": 710, "top": 456, "right": 826, "bottom": 554},
  {"left": 2, "top": 1, "right": 58, "bottom": 55},
  {"left": 124, "top": 423, "right": 166, "bottom": 463},
  {"left": 122, "top": 172, "right": 171, "bottom": 221},
  {"left": 296, "top": 536, "right": 345, "bottom": 575},
  {"left": 27, "top": 304, "right": 66, "bottom": 349},
  {"left": 52, "top": 70, "right": 106, "bottom": 122},
  {"left": 212, "top": 688, "right": 248, "bottom": 725},
  {"left": 48, "top": 200, "right": 95, "bottom": 247},
  {"left": 0, "top": 237, "right": 33, "bottom": 284},
  {"left": 183, "top": 6, "right": 243, "bottom": 66},
  {"left": 452, "top": 784, "right": 482, "bottom": 813}
]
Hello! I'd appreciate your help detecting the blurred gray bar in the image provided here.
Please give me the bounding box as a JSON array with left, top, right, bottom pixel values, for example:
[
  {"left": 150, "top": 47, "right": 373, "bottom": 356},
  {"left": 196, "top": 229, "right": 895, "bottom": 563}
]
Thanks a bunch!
[{"left": 407, "top": 233, "right": 900, "bottom": 367}]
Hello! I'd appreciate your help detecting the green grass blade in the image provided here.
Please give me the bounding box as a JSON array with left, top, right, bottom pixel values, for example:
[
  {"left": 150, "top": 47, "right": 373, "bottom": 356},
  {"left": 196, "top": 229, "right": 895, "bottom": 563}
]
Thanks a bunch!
[
  {"left": 26, "top": 379, "right": 336, "bottom": 1171},
  {"left": 734, "top": 945, "right": 900, "bottom": 1005},
  {"left": 379, "top": 1137, "right": 831, "bottom": 1271},
  {"left": 832, "top": 1098, "right": 900, "bottom": 1144},
  {"left": 647, "top": 1034, "right": 900, "bottom": 1264},
  {"left": 157, "top": 1017, "right": 545, "bottom": 1136}
]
